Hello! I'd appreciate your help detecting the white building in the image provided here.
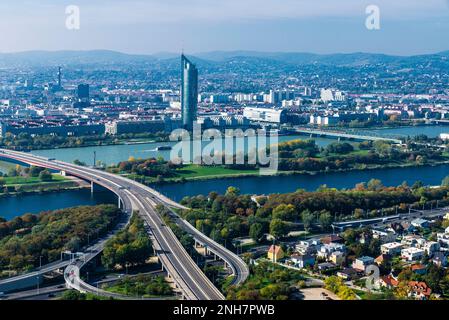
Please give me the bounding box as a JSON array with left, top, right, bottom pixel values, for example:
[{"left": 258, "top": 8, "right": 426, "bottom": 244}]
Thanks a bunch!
[
  {"left": 381, "top": 242, "right": 403, "bottom": 255},
  {"left": 320, "top": 89, "right": 347, "bottom": 102},
  {"left": 401, "top": 247, "right": 425, "bottom": 262},
  {"left": 243, "top": 107, "right": 287, "bottom": 123}
]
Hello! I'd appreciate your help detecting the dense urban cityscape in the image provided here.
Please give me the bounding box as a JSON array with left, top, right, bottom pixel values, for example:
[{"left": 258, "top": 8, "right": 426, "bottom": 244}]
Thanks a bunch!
[{"left": 1, "top": 2, "right": 449, "bottom": 316}]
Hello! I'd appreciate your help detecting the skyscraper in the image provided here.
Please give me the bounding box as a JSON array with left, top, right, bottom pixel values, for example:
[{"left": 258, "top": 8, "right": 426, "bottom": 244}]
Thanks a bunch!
[
  {"left": 77, "top": 84, "right": 90, "bottom": 101},
  {"left": 181, "top": 54, "right": 198, "bottom": 130},
  {"left": 57, "top": 66, "right": 62, "bottom": 88}
]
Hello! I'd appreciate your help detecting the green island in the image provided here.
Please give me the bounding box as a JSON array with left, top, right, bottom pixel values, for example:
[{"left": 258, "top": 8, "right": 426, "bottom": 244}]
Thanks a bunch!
[{"left": 105, "top": 137, "right": 449, "bottom": 184}]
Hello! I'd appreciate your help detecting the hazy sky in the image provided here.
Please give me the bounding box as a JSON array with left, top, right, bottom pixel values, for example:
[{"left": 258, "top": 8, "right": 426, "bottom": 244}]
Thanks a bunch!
[{"left": 0, "top": 0, "right": 449, "bottom": 55}]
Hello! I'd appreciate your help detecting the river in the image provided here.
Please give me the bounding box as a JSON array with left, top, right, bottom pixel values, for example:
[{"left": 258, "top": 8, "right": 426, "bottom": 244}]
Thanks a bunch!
[
  {"left": 2, "top": 125, "right": 449, "bottom": 219},
  {"left": 30, "top": 135, "right": 337, "bottom": 166},
  {"left": 153, "top": 164, "right": 449, "bottom": 202},
  {"left": 0, "top": 189, "right": 116, "bottom": 221}
]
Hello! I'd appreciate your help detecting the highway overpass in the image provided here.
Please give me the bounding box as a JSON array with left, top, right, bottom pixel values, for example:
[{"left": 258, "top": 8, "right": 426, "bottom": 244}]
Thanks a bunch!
[{"left": 0, "top": 149, "right": 249, "bottom": 300}]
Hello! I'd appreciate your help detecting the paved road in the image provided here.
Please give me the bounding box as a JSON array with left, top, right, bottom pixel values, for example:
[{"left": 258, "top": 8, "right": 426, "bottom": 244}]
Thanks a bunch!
[{"left": 0, "top": 149, "right": 244, "bottom": 300}]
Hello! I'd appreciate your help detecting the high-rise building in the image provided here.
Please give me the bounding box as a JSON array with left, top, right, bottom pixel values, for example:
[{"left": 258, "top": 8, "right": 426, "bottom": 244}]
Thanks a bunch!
[
  {"left": 58, "top": 66, "right": 62, "bottom": 88},
  {"left": 77, "top": 84, "right": 90, "bottom": 101},
  {"left": 181, "top": 54, "right": 198, "bottom": 130},
  {"left": 74, "top": 84, "right": 90, "bottom": 109}
]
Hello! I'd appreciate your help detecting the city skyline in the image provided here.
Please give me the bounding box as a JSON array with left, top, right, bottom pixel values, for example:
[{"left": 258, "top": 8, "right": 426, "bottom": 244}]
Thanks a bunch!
[{"left": 0, "top": 0, "right": 449, "bottom": 55}]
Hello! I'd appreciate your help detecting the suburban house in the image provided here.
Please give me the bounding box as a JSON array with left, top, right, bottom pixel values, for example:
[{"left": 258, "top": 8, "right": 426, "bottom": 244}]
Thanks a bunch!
[
  {"left": 372, "top": 228, "right": 397, "bottom": 243},
  {"left": 422, "top": 241, "right": 440, "bottom": 255},
  {"left": 411, "top": 218, "right": 430, "bottom": 229},
  {"left": 337, "top": 268, "right": 360, "bottom": 281},
  {"left": 352, "top": 256, "right": 375, "bottom": 272},
  {"left": 375, "top": 254, "right": 391, "bottom": 266},
  {"left": 432, "top": 252, "right": 448, "bottom": 268},
  {"left": 437, "top": 232, "right": 449, "bottom": 247},
  {"left": 329, "top": 251, "right": 345, "bottom": 265},
  {"left": 290, "top": 253, "right": 315, "bottom": 268},
  {"left": 381, "top": 242, "right": 403, "bottom": 255},
  {"left": 411, "top": 264, "right": 427, "bottom": 275},
  {"left": 317, "top": 243, "right": 346, "bottom": 260},
  {"left": 401, "top": 247, "right": 425, "bottom": 262},
  {"left": 295, "top": 239, "right": 321, "bottom": 255},
  {"left": 408, "top": 281, "right": 432, "bottom": 300},
  {"left": 267, "top": 245, "right": 284, "bottom": 263},
  {"left": 320, "top": 234, "right": 344, "bottom": 245},
  {"left": 376, "top": 275, "right": 399, "bottom": 289}
]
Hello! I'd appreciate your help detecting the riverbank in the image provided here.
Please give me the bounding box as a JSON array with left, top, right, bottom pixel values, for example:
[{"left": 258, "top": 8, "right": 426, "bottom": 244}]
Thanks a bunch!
[{"left": 147, "top": 160, "right": 449, "bottom": 186}]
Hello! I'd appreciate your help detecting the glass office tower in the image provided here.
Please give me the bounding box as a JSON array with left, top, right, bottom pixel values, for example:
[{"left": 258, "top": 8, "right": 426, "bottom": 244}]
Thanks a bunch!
[{"left": 181, "top": 54, "right": 198, "bottom": 130}]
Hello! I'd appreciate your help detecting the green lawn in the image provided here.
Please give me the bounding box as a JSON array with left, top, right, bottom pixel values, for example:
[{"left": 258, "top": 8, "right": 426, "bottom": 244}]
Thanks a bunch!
[
  {"left": 174, "top": 164, "right": 260, "bottom": 179},
  {"left": 2, "top": 174, "right": 67, "bottom": 186}
]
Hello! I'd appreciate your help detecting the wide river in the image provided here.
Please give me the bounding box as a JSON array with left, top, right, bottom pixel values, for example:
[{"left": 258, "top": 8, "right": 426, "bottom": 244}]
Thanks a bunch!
[{"left": 1, "top": 125, "right": 449, "bottom": 219}]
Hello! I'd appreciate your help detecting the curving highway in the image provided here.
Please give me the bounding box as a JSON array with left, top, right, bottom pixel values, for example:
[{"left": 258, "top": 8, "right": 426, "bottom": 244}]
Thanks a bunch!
[{"left": 0, "top": 148, "right": 248, "bottom": 300}]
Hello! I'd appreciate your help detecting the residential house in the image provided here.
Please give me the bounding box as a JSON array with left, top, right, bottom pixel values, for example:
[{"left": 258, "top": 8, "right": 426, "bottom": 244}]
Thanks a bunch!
[
  {"left": 329, "top": 251, "right": 345, "bottom": 265},
  {"left": 401, "top": 234, "right": 423, "bottom": 247},
  {"left": 267, "top": 245, "right": 284, "bottom": 263},
  {"left": 381, "top": 242, "right": 403, "bottom": 255},
  {"left": 295, "top": 239, "right": 321, "bottom": 255},
  {"left": 372, "top": 228, "right": 397, "bottom": 243},
  {"left": 337, "top": 268, "right": 360, "bottom": 281},
  {"left": 320, "top": 234, "right": 344, "bottom": 245},
  {"left": 437, "top": 232, "right": 449, "bottom": 248},
  {"left": 317, "top": 243, "right": 346, "bottom": 260},
  {"left": 432, "top": 252, "right": 448, "bottom": 268},
  {"left": 375, "top": 254, "right": 391, "bottom": 266},
  {"left": 290, "top": 254, "right": 315, "bottom": 269},
  {"left": 422, "top": 241, "right": 440, "bottom": 255},
  {"left": 317, "top": 262, "right": 337, "bottom": 272},
  {"left": 408, "top": 281, "right": 432, "bottom": 300},
  {"left": 411, "top": 218, "right": 430, "bottom": 229},
  {"left": 376, "top": 275, "right": 399, "bottom": 290},
  {"left": 411, "top": 264, "right": 427, "bottom": 275},
  {"left": 352, "top": 256, "right": 375, "bottom": 272},
  {"left": 401, "top": 247, "right": 425, "bottom": 262}
]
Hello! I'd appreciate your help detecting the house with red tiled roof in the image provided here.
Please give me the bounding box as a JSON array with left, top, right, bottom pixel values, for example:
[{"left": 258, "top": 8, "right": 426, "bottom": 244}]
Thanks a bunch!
[
  {"left": 320, "top": 234, "right": 343, "bottom": 245},
  {"left": 408, "top": 281, "right": 432, "bottom": 300},
  {"left": 377, "top": 275, "right": 399, "bottom": 289},
  {"left": 411, "top": 264, "right": 427, "bottom": 275},
  {"left": 267, "top": 245, "right": 284, "bottom": 263}
]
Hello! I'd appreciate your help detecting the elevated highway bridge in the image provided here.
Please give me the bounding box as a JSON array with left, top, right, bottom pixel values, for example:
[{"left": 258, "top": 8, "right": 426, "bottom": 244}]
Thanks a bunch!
[{"left": 0, "top": 149, "right": 249, "bottom": 300}]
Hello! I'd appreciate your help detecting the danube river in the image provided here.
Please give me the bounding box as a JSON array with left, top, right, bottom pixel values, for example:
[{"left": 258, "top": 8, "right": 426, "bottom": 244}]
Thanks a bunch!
[
  {"left": 30, "top": 135, "right": 337, "bottom": 166},
  {"left": 2, "top": 125, "right": 449, "bottom": 219},
  {"left": 0, "top": 189, "right": 116, "bottom": 221}
]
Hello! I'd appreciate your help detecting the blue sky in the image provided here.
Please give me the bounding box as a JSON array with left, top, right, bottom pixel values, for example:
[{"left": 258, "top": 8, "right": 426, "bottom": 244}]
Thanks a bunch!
[{"left": 0, "top": 0, "right": 448, "bottom": 55}]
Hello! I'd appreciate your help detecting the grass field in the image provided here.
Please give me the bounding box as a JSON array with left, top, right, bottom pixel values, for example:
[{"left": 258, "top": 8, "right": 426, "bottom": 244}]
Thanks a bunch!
[
  {"left": 174, "top": 164, "right": 260, "bottom": 179},
  {"left": 2, "top": 174, "right": 67, "bottom": 186}
]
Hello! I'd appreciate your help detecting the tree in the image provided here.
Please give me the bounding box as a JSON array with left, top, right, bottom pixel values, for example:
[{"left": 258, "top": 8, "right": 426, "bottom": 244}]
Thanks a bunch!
[
  {"left": 318, "top": 210, "right": 333, "bottom": 231},
  {"left": 301, "top": 210, "right": 315, "bottom": 232},
  {"left": 272, "top": 204, "right": 297, "bottom": 221},
  {"left": 367, "top": 179, "right": 383, "bottom": 191},
  {"left": 39, "top": 170, "right": 53, "bottom": 182},
  {"left": 269, "top": 219, "right": 288, "bottom": 238},
  {"left": 249, "top": 223, "right": 264, "bottom": 242},
  {"left": 0, "top": 177, "right": 5, "bottom": 187},
  {"left": 226, "top": 186, "right": 240, "bottom": 196}
]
